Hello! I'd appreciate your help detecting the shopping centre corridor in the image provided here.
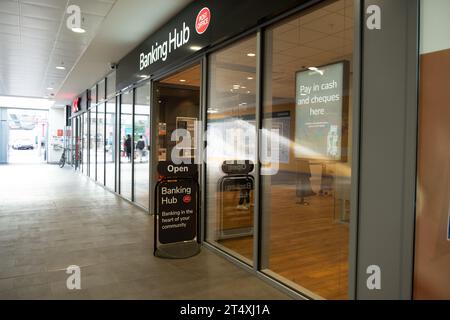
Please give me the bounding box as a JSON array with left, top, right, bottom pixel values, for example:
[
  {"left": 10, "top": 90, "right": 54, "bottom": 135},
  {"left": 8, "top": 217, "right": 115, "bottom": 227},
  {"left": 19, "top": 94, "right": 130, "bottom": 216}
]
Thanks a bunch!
[{"left": 0, "top": 164, "right": 289, "bottom": 299}]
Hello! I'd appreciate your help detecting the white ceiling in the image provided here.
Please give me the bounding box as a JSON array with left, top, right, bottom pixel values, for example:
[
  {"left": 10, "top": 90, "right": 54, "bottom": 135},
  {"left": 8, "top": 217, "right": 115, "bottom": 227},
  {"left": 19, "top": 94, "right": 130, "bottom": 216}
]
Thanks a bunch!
[
  {"left": 0, "top": 0, "right": 192, "bottom": 106},
  {"left": 55, "top": 0, "right": 192, "bottom": 105},
  {"left": 0, "top": 0, "right": 117, "bottom": 100}
]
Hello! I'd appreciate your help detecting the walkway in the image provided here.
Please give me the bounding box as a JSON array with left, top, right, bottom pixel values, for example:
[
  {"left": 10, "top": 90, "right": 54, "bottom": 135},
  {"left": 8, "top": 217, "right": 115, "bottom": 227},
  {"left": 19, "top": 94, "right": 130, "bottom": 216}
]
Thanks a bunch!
[{"left": 0, "top": 164, "right": 289, "bottom": 299}]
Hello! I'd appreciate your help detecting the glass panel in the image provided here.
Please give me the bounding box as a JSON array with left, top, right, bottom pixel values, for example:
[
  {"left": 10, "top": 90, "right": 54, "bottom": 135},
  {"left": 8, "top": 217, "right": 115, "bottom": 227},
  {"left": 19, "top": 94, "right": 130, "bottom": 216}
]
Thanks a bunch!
[
  {"left": 89, "top": 109, "right": 96, "bottom": 178},
  {"left": 205, "top": 36, "right": 257, "bottom": 265},
  {"left": 120, "top": 91, "right": 133, "bottom": 200},
  {"left": 134, "top": 82, "right": 151, "bottom": 208},
  {"left": 83, "top": 113, "right": 88, "bottom": 173},
  {"left": 105, "top": 99, "right": 116, "bottom": 191},
  {"left": 97, "top": 103, "right": 105, "bottom": 184},
  {"left": 414, "top": 0, "right": 450, "bottom": 300},
  {"left": 71, "top": 118, "right": 75, "bottom": 165},
  {"left": 107, "top": 71, "right": 116, "bottom": 99},
  {"left": 261, "top": 0, "right": 354, "bottom": 300},
  {"left": 98, "top": 79, "right": 105, "bottom": 102},
  {"left": 91, "top": 85, "right": 97, "bottom": 106},
  {"left": 76, "top": 116, "right": 82, "bottom": 170}
]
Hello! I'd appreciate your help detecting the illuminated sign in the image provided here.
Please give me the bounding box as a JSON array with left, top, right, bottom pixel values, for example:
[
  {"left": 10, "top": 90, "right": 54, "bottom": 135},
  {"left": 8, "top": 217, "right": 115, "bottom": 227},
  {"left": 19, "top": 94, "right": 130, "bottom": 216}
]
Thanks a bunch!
[
  {"left": 295, "top": 61, "right": 349, "bottom": 161},
  {"left": 72, "top": 97, "right": 81, "bottom": 113}
]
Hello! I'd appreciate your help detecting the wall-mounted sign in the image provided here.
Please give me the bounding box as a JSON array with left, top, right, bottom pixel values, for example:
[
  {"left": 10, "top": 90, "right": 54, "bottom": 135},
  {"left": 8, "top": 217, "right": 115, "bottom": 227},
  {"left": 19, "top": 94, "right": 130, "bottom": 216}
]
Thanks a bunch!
[
  {"left": 195, "top": 7, "right": 210, "bottom": 34},
  {"left": 117, "top": 0, "right": 308, "bottom": 91},
  {"left": 72, "top": 97, "right": 81, "bottom": 114},
  {"left": 295, "top": 61, "right": 349, "bottom": 161}
]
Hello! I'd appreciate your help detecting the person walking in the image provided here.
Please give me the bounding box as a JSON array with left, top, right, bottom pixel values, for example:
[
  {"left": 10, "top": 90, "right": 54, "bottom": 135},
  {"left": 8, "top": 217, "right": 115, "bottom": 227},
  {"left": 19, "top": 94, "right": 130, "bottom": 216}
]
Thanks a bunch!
[
  {"left": 136, "top": 135, "right": 146, "bottom": 162},
  {"left": 125, "top": 134, "right": 132, "bottom": 162}
]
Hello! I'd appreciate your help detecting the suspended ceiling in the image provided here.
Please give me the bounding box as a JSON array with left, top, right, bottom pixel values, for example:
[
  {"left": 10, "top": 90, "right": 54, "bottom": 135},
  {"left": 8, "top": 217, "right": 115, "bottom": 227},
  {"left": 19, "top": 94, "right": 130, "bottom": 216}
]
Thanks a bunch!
[{"left": 0, "top": 0, "right": 192, "bottom": 106}]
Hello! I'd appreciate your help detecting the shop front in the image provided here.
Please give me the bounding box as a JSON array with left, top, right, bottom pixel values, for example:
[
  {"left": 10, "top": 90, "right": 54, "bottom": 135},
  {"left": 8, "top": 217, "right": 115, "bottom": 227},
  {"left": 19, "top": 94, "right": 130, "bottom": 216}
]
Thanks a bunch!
[{"left": 69, "top": 0, "right": 450, "bottom": 300}]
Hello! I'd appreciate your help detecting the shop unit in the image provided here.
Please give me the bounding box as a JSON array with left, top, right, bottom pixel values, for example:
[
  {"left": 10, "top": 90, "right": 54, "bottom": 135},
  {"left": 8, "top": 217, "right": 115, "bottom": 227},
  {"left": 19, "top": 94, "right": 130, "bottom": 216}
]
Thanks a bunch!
[{"left": 68, "top": 0, "right": 450, "bottom": 300}]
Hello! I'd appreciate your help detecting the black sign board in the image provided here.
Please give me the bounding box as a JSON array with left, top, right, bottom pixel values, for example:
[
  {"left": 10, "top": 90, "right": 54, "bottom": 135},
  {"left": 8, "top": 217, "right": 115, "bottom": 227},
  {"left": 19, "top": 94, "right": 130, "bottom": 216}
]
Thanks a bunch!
[
  {"left": 157, "top": 179, "right": 198, "bottom": 245},
  {"left": 116, "top": 0, "right": 308, "bottom": 91},
  {"left": 157, "top": 161, "right": 198, "bottom": 178},
  {"left": 221, "top": 160, "right": 254, "bottom": 175}
]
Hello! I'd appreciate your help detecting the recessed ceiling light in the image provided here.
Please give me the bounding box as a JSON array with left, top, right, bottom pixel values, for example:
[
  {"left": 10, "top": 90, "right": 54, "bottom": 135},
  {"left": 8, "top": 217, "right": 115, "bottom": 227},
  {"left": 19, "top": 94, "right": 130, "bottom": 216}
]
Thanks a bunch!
[
  {"left": 247, "top": 77, "right": 253, "bottom": 80},
  {"left": 46, "top": 87, "right": 54, "bottom": 90},
  {"left": 190, "top": 46, "right": 202, "bottom": 51},
  {"left": 247, "top": 91, "right": 251, "bottom": 94},
  {"left": 139, "top": 75, "right": 148, "bottom": 78},
  {"left": 241, "top": 86, "right": 247, "bottom": 89},
  {"left": 71, "top": 27, "right": 86, "bottom": 33},
  {"left": 179, "top": 79, "right": 186, "bottom": 82},
  {"left": 247, "top": 53, "right": 256, "bottom": 57},
  {"left": 56, "top": 66, "right": 66, "bottom": 70},
  {"left": 233, "top": 84, "right": 240, "bottom": 90}
]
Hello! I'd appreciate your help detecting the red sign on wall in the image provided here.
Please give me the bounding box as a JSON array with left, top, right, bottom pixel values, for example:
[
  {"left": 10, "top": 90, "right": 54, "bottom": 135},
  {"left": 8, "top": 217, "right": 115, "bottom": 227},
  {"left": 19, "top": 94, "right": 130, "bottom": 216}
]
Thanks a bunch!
[
  {"left": 72, "top": 97, "right": 81, "bottom": 113},
  {"left": 57, "top": 129, "right": 64, "bottom": 137}
]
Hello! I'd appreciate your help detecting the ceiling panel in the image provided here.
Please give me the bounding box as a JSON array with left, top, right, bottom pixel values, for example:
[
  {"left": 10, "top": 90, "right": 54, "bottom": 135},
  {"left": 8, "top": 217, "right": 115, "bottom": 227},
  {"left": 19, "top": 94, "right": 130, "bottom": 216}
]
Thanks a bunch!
[
  {"left": 22, "top": 16, "right": 60, "bottom": 31},
  {"left": 0, "top": 0, "right": 118, "bottom": 98},
  {"left": 0, "top": 1, "right": 20, "bottom": 15},
  {"left": 0, "top": 12, "right": 19, "bottom": 25}
]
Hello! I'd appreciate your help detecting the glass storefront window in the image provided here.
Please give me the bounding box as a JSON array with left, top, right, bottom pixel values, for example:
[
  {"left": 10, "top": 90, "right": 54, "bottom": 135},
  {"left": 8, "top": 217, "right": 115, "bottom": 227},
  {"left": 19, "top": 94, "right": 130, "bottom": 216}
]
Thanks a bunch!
[
  {"left": 414, "top": 0, "right": 450, "bottom": 300},
  {"left": 82, "top": 112, "right": 88, "bottom": 174},
  {"left": 90, "top": 107, "right": 97, "bottom": 180},
  {"left": 105, "top": 98, "right": 116, "bottom": 191},
  {"left": 120, "top": 91, "right": 133, "bottom": 200},
  {"left": 97, "top": 103, "right": 105, "bottom": 184},
  {"left": 98, "top": 79, "right": 105, "bottom": 103},
  {"left": 260, "top": 0, "right": 354, "bottom": 299},
  {"left": 134, "top": 82, "right": 151, "bottom": 209},
  {"left": 206, "top": 36, "right": 258, "bottom": 265},
  {"left": 91, "top": 85, "right": 97, "bottom": 106},
  {"left": 107, "top": 72, "right": 116, "bottom": 99}
]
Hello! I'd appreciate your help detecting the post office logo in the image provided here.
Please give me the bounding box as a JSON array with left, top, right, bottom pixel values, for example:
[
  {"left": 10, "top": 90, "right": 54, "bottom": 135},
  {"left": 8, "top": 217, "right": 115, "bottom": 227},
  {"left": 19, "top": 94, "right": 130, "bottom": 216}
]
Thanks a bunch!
[{"left": 195, "top": 7, "right": 210, "bottom": 34}]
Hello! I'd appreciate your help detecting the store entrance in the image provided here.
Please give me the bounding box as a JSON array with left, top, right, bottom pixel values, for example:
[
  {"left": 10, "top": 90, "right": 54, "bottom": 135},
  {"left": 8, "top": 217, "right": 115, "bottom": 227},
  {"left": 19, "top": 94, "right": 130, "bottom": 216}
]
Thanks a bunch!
[
  {"left": 6, "top": 109, "right": 48, "bottom": 164},
  {"left": 153, "top": 64, "right": 201, "bottom": 167}
]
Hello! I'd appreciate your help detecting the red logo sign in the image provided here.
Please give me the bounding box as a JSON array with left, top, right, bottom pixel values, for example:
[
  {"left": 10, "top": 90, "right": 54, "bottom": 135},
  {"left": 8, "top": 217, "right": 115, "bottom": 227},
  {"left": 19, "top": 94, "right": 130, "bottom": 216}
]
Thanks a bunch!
[
  {"left": 195, "top": 7, "right": 210, "bottom": 34},
  {"left": 72, "top": 97, "right": 80, "bottom": 113},
  {"left": 183, "top": 195, "right": 192, "bottom": 204}
]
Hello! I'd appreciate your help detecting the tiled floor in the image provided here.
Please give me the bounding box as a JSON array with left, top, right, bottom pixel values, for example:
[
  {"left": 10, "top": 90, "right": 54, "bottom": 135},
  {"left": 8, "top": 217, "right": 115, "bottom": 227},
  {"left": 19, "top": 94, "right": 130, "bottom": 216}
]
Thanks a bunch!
[{"left": 0, "top": 164, "right": 289, "bottom": 300}]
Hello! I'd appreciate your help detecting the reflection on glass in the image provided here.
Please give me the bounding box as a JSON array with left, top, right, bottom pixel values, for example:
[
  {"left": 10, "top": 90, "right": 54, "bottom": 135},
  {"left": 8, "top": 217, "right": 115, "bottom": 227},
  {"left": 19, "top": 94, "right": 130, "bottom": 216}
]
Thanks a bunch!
[
  {"left": 105, "top": 99, "right": 116, "bottom": 191},
  {"left": 91, "top": 85, "right": 97, "bottom": 106},
  {"left": 98, "top": 80, "right": 105, "bottom": 102},
  {"left": 82, "top": 113, "right": 88, "bottom": 174},
  {"left": 120, "top": 91, "right": 133, "bottom": 200},
  {"left": 260, "top": 0, "right": 353, "bottom": 299},
  {"left": 89, "top": 107, "right": 97, "bottom": 179},
  {"left": 206, "top": 36, "right": 257, "bottom": 265},
  {"left": 134, "top": 82, "right": 150, "bottom": 208},
  {"left": 97, "top": 103, "right": 105, "bottom": 185},
  {"left": 107, "top": 72, "right": 116, "bottom": 99}
]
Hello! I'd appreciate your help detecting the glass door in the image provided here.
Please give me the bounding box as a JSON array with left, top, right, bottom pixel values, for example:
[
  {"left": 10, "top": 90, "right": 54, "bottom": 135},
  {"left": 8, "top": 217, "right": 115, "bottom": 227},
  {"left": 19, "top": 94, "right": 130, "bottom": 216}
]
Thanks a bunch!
[{"left": 205, "top": 36, "right": 258, "bottom": 266}]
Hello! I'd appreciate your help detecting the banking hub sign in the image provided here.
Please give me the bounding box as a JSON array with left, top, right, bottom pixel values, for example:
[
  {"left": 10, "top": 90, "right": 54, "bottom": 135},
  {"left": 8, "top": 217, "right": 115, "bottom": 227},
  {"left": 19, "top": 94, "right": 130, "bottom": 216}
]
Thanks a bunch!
[{"left": 139, "top": 7, "right": 211, "bottom": 71}]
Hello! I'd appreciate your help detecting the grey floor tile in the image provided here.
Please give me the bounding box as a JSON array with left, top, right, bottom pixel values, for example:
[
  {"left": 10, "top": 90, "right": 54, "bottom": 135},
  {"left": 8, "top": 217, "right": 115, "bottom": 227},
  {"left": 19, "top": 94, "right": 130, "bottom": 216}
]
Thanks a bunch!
[{"left": 0, "top": 165, "right": 290, "bottom": 300}]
